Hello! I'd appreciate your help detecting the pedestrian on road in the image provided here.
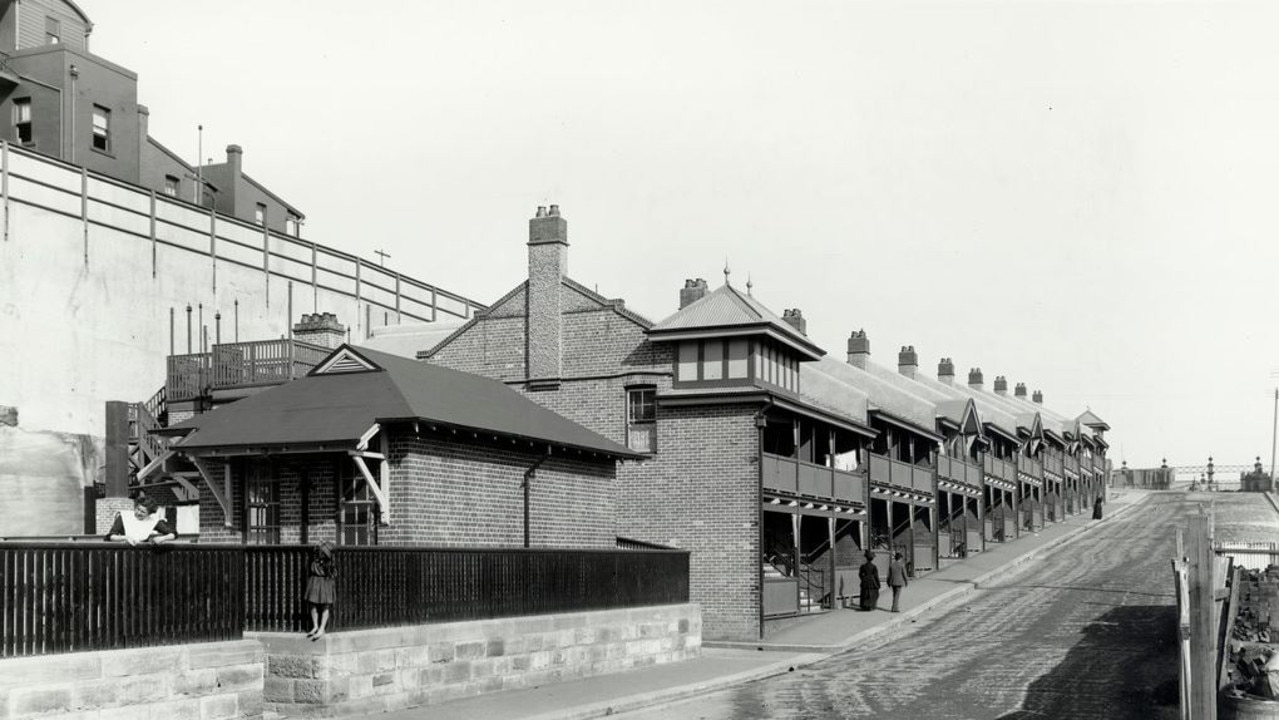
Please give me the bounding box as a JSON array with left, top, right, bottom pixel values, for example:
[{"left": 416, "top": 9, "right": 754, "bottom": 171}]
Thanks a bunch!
[
  {"left": 1092, "top": 494, "right": 1104, "bottom": 520},
  {"left": 305, "top": 540, "right": 337, "bottom": 640},
  {"left": 888, "top": 551, "right": 908, "bottom": 612},
  {"left": 859, "top": 550, "right": 880, "bottom": 612}
]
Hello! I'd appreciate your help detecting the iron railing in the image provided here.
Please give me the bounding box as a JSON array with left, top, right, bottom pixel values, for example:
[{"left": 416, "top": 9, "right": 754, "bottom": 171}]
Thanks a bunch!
[
  {"left": 1, "top": 543, "right": 690, "bottom": 657},
  {"left": 0, "top": 543, "right": 243, "bottom": 658}
]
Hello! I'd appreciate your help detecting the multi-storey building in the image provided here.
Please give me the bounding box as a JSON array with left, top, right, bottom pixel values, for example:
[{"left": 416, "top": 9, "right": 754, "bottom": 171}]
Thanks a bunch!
[
  {"left": 0, "top": 0, "right": 302, "bottom": 231},
  {"left": 420, "top": 206, "right": 1112, "bottom": 641}
]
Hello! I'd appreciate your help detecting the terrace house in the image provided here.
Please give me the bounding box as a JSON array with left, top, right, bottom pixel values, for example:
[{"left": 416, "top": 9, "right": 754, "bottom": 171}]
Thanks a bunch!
[{"left": 422, "top": 207, "right": 881, "bottom": 640}]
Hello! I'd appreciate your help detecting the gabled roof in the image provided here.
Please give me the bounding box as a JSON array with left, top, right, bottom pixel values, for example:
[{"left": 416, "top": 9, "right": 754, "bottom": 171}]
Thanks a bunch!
[
  {"left": 1077, "top": 409, "right": 1110, "bottom": 432},
  {"left": 909, "top": 373, "right": 1021, "bottom": 442},
  {"left": 422, "top": 277, "right": 653, "bottom": 359},
  {"left": 166, "top": 345, "right": 641, "bottom": 459},
  {"left": 648, "top": 283, "right": 824, "bottom": 360}
]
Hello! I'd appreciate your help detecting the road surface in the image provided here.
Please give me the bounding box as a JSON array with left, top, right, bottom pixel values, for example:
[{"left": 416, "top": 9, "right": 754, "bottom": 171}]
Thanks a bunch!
[{"left": 616, "top": 492, "right": 1272, "bottom": 720}]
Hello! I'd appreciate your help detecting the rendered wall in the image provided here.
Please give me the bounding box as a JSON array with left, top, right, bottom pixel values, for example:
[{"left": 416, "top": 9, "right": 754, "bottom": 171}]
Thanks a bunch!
[{"left": 0, "top": 145, "right": 478, "bottom": 535}]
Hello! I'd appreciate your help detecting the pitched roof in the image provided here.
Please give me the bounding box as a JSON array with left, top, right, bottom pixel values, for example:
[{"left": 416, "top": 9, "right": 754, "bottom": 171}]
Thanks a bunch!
[
  {"left": 910, "top": 373, "right": 1022, "bottom": 441},
  {"left": 167, "top": 345, "right": 641, "bottom": 459},
  {"left": 648, "top": 283, "right": 824, "bottom": 359},
  {"left": 807, "top": 357, "right": 938, "bottom": 438},
  {"left": 1077, "top": 409, "right": 1110, "bottom": 432}
]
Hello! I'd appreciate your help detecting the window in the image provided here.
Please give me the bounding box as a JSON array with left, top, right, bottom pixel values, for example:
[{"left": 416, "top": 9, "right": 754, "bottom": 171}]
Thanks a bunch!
[
  {"left": 255, "top": 203, "right": 266, "bottom": 226},
  {"left": 45, "top": 16, "right": 60, "bottom": 44},
  {"left": 626, "top": 387, "right": 656, "bottom": 453},
  {"left": 13, "top": 98, "right": 31, "bottom": 144},
  {"left": 244, "top": 465, "right": 281, "bottom": 545},
  {"left": 340, "top": 475, "right": 379, "bottom": 546},
  {"left": 285, "top": 214, "right": 299, "bottom": 236},
  {"left": 91, "top": 106, "right": 109, "bottom": 152},
  {"left": 163, "top": 175, "right": 179, "bottom": 197}
]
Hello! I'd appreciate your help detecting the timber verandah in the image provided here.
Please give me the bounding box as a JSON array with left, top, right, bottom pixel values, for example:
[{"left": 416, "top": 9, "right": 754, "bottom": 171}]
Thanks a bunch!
[{"left": 0, "top": 542, "right": 689, "bottom": 659}]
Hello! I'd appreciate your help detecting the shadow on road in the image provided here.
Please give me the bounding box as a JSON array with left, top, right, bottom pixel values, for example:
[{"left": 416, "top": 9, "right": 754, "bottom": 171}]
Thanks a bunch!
[
  {"left": 996, "top": 604, "right": 1181, "bottom": 720},
  {"left": 982, "top": 583, "right": 1173, "bottom": 599}
]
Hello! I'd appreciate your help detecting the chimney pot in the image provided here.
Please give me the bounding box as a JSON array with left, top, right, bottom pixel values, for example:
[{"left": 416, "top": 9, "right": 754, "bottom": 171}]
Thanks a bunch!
[
  {"left": 536, "top": 206, "right": 547, "bottom": 218},
  {"left": 1014, "top": 383, "right": 1027, "bottom": 398},
  {"left": 679, "top": 278, "right": 709, "bottom": 308},
  {"left": 782, "top": 308, "right": 806, "bottom": 336},
  {"left": 898, "top": 345, "right": 919, "bottom": 378},
  {"left": 846, "top": 329, "right": 870, "bottom": 368},
  {"left": 994, "top": 375, "right": 1008, "bottom": 394},
  {"left": 968, "top": 367, "right": 984, "bottom": 389},
  {"left": 1032, "top": 390, "right": 1043, "bottom": 404},
  {"left": 548, "top": 204, "right": 560, "bottom": 216},
  {"left": 938, "top": 357, "right": 955, "bottom": 383}
]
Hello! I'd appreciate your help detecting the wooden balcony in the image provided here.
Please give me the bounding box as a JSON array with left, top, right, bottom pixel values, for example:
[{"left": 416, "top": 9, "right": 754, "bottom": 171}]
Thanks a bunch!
[
  {"left": 166, "top": 338, "right": 331, "bottom": 402},
  {"left": 1017, "top": 455, "right": 1044, "bottom": 478},
  {"left": 868, "top": 454, "right": 934, "bottom": 494},
  {"left": 938, "top": 455, "right": 982, "bottom": 487},
  {"left": 761, "top": 453, "right": 865, "bottom": 505},
  {"left": 1044, "top": 454, "right": 1064, "bottom": 477},
  {"left": 983, "top": 456, "right": 1016, "bottom": 484},
  {"left": 1064, "top": 456, "right": 1080, "bottom": 476}
]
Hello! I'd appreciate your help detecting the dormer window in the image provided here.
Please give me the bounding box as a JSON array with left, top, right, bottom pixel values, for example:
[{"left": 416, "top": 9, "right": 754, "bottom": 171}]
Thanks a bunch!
[{"left": 676, "top": 339, "right": 750, "bottom": 385}]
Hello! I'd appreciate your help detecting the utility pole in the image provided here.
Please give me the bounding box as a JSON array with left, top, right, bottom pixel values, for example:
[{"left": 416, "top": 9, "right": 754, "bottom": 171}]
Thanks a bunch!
[{"left": 1271, "top": 388, "right": 1277, "bottom": 482}]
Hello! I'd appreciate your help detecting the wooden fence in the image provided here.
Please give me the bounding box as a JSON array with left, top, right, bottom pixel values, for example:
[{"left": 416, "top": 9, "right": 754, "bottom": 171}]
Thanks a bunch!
[{"left": 2, "top": 543, "right": 690, "bottom": 657}]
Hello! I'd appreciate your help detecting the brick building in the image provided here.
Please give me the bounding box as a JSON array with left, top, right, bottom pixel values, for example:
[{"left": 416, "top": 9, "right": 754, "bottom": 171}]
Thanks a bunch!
[
  {"left": 424, "top": 206, "right": 884, "bottom": 640},
  {"left": 0, "top": 0, "right": 303, "bottom": 231},
  {"left": 159, "top": 344, "right": 640, "bottom": 547},
  {"left": 420, "top": 205, "right": 1113, "bottom": 641}
]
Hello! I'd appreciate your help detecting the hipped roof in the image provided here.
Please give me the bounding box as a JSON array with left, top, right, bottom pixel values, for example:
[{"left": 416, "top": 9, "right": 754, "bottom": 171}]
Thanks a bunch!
[
  {"left": 808, "top": 357, "right": 939, "bottom": 439},
  {"left": 648, "top": 283, "right": 824, "bottom": 359},
  {"left": 166, "top": 345, "right": 642, "bottom": 459}
]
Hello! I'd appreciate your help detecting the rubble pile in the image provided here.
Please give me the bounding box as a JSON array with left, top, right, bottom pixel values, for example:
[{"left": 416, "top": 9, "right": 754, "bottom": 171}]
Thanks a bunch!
[{"left": 1224, "top": 566, "right": 1279, "bottom": 700}]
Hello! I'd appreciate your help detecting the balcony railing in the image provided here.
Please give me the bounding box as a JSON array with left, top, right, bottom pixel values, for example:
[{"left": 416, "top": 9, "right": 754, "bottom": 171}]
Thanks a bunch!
[
  {"left": 868, "top": 454, "right": 934, "bottom": 494},
  {"left": 1044, "top": 454, "right": 1064, "bottom": 477},
  {"left": 761, "top": 453, "right": 865, "bottom": 505},
  {"left": 984, "top": 456, "right": 1016, "bottom": 484},
  {"left": 166, "top": 338, "right": 331, "bottom": 402},
  {"left": 1065, "top": 456, "right": 1080, "bottom": 476},
  {"left": 938, "top": 456, "right": 982, "bottom": 487},
  {"left": 1017, "top": 456, "right": 1044, "bottom": 478}
]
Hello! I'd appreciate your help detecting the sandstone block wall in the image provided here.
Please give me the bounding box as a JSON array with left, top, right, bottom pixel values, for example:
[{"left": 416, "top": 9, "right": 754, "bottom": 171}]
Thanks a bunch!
[
  {"left": 0, "top": 639, "right": 263, "bottom": 719},
  {"left": 256, "top": 603, "right": 701, "bottom": 717}
]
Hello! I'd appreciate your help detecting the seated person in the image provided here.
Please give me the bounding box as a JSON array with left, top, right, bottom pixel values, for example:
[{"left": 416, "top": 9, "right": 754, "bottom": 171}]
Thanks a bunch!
[{"left": 105, "top": 496, "right": 176, "bottom": 545}]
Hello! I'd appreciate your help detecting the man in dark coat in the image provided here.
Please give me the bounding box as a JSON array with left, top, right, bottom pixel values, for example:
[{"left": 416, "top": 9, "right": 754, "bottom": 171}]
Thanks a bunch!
[
  {"left": 859, "top": 551, "right": 881, "bottom": 611},
  {"left": 1092, "top": 495, "right": 1104, "bottom": 520},
  {"left": 888, "top": 551, "right": 909, "bottom": 612}
]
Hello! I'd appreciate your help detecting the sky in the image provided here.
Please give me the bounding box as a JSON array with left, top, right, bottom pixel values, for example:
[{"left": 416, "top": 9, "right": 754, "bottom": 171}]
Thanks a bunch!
[{"left": 89, "top": 0, "right": 1279, "bottom": 472}]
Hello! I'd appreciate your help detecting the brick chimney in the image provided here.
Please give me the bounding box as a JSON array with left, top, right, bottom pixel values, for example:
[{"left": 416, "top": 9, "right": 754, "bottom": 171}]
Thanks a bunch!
[
  {"left": 782, "top": 309, "right": 807, "bottom": 336},
  {"left": 680, "top": 278, "right": 709, "bottom": 309},
  {"left": 1014, "top": 382, "right": 1027, "bottom": 399},
  {"left": 938, "top": 357, "right": 954, "bottom": 384},
  {"left": 898, "top": 346, "right": 918, "bottom": 378},
  {"left": 993, "top": 375, "right": 1008, "bottom": 395},
  {"left": 967, "top": 367, "right": 984, "bottom": 391},
  {"left": 527, "top": 204, "right": 567, "bottom": 388},
  {"left": 1032, "top": 389, "right": 1043, "bottom": 404},
  {"left": 847, "top": 330, "right": 870, "bottom": 369},
  {"left": 293, "top": 312, "right": 345, "bottom": 349}
]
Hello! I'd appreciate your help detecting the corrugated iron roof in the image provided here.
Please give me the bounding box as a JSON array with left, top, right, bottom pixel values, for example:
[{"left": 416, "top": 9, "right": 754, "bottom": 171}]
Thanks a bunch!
[
  {"left": 648, "top": 283, "right": 823, "bottom": 358},
  {"left": 167, "top": 345, "right": 642, "bottom": 459}
]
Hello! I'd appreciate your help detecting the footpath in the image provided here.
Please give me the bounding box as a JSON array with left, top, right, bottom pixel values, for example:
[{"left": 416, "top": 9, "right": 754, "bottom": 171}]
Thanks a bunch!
[{"left": 361, "top": 489, "right": 1153, "bottom": 720}]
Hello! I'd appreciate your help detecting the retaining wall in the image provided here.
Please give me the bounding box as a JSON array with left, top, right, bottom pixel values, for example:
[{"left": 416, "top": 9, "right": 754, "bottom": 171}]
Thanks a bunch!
[
  {"left": 0, "top": 639, "right": 263, "bottom": 719},
  {"left": 256, "top": 603, "right": 701, "bottom": 717}
]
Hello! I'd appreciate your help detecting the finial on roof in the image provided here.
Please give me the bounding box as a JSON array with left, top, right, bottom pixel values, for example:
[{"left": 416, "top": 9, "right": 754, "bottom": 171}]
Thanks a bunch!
[
  {"left": 746, "top": 274, "right": 753, "bottom": 295},
  {"left": 724, "top": 259, "right": 731, "bottom": 286}
]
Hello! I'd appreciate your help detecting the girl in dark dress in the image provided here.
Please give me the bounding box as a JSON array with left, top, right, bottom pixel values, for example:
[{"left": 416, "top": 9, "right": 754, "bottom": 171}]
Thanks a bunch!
[{"left": 305, "top": 540, "right": 336, "bottom": 639}]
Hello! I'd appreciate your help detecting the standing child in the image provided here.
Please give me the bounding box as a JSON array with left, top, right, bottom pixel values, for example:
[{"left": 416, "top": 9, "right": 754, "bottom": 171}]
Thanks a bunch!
[{"left": 305, "top": 540, "right": 336, "bottom": 639}]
